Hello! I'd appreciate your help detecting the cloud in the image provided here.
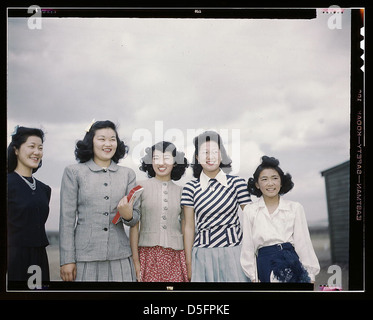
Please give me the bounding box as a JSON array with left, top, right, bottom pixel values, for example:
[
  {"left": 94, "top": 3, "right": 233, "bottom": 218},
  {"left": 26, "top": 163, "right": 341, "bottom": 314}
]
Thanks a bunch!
[{"left": 7, "top": 11, "right": 351, "bottom": 229}]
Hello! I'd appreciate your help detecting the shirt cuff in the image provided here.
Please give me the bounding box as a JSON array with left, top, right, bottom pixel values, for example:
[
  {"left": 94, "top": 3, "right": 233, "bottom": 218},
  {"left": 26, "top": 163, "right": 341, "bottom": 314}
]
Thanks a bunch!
[{"left": 122, "top": 216, "right": 133, "bottom": 223}]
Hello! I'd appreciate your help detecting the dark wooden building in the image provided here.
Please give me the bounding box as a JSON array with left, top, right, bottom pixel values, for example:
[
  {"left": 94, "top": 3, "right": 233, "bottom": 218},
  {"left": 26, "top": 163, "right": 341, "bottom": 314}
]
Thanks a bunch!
[{"left": 321, "top": 160, "right": 350, "bottom": 264}]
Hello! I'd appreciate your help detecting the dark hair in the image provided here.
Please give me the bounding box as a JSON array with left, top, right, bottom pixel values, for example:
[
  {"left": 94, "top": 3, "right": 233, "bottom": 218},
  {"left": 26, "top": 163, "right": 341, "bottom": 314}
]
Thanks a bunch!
[
  {"left": 139, "top": 141, "right": 189, "bottom": 181},
  {"left": 7, "top": 126, "right": 45, "bottom": 173},
  {"left": 191, "top": 131, "right": 232, "bottom": 178},
  {"left": 247, "top": 156, "right": 294, "bottom": 197},
  {"left": 75, "top": 120, "right": 129, "bottom": 163}
]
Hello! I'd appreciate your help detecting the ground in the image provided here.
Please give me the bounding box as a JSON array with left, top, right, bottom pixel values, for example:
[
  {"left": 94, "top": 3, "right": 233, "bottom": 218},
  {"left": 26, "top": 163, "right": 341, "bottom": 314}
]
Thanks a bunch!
[{"left": 46, "top": 227, "right": 349, "bottom": 291}]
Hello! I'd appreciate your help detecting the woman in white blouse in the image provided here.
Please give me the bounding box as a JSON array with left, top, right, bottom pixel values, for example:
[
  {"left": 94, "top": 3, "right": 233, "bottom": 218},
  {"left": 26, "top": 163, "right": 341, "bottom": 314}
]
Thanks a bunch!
[{"left": 240, "top": 156, "right": 320, "bottom": 283}]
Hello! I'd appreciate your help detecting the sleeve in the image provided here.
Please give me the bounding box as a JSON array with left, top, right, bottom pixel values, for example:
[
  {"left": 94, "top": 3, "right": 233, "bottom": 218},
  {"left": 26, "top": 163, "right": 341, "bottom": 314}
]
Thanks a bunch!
[
  {"left": 235, "top": 178, "right": 251, "bottom": 205},
  {"left": 180, "top": 182, "right": 195, "bottom": 208},
  {"left": 46, "top": 185, "right": 52, "bottom": 203},
  {"left": 292, "top": 202, "right": 321, "bottom": 281},
  {"left": 59, "top": 166, "right": 78, "bottom": 266},
  {"left": 121, "top": 168, "right": 140, "bottom": 227},
  {"left": 240, "top": 205, "right": 257, "bottom": 282},
  {"left": 179, "top": 187, "right": 185, "bottom": 221}
]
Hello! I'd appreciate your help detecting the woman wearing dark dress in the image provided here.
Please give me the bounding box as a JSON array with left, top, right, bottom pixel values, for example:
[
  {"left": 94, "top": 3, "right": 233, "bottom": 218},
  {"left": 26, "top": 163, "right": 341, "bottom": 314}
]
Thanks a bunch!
[{"left": 7, "top": 126, "right": 51, "bottom": 282}]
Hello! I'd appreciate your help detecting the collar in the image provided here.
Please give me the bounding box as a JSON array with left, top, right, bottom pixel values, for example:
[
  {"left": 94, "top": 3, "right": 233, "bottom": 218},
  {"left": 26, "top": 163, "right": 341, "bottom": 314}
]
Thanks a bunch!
[
  {"left": 85, "top": 158, "right": 119, "bottom": 172},
  {"left": 199, "top": 169, "right": 228, "bottom": 192},
  {"left": 257, "top": 196, "right": 291, "bottom": 211}
]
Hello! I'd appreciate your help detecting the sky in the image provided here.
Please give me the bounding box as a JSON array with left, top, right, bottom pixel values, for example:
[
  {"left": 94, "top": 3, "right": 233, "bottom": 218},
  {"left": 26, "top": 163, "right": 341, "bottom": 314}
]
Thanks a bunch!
[{"left": 7, "top": 9, "right": 351, "bottom": 231}]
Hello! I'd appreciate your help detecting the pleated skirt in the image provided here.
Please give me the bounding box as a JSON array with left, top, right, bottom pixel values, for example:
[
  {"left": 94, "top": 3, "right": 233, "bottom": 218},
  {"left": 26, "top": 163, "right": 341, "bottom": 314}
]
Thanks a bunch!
[
  {"left": 76, "top": 257, "right": 136, "bottom": 282},
  {"left": 191, "top": 245, "right": 250, "bottom": 282}
]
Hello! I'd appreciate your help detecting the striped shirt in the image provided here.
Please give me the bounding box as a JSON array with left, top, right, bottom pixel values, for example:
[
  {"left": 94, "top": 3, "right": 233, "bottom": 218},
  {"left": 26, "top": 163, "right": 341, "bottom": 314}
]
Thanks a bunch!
[{"left": 181, "top": 174, "right": 251, "bottom": 248}]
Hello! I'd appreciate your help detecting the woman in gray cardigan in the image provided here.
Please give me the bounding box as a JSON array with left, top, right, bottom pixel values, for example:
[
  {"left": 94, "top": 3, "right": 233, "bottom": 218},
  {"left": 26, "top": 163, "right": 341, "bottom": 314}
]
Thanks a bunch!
[
  {"left": 59, "top": 120, "right": 140, "bottom": 282},
  {"left": 130, "top": 141, "right": 189, "bottom": 282}
]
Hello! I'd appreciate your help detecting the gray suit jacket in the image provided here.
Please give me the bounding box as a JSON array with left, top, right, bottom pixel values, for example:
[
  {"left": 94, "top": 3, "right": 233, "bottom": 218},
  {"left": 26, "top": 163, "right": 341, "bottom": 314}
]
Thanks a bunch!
[{"left": 59, "top": 159, "right": 140, "bottom": 266}]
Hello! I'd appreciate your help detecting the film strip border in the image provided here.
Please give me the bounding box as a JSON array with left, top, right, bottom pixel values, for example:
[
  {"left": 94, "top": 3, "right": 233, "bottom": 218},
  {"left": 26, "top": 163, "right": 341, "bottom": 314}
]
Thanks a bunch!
[{"left": 349, "top": 8, "right": 365, "bottom": 291}]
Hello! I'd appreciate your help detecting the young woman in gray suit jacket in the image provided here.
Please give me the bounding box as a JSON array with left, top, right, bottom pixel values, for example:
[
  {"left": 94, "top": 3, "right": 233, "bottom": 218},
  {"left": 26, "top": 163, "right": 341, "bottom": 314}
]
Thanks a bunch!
[{"left": 59, "top": 120, "right": 140, "bottom": 282}]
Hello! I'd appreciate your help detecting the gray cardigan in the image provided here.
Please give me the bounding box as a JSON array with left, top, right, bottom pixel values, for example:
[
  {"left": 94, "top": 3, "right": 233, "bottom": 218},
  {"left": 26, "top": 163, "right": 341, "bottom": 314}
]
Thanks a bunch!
[
  {"left": 59, "top": 159, "right": 140, "bottom": 266},
  {"left": 138, "top": 178, "right": 184, "bottom": 250}
]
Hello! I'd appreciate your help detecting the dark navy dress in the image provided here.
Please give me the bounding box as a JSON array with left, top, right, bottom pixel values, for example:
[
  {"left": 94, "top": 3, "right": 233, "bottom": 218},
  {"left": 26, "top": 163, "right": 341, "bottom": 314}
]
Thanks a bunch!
[{"left": 7, "top": 172, "right": 51, "bottom": 282}]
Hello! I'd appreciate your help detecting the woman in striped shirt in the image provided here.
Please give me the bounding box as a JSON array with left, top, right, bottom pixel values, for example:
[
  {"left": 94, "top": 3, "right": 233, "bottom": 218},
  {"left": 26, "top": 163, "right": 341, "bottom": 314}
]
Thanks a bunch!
[{"left": 181, "top": 131, "right": 251, "bottom": 282}]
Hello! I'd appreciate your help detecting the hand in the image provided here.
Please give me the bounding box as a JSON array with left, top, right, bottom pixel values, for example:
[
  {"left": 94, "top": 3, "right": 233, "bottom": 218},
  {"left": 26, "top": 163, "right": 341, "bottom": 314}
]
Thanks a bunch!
[
  {"left": 133, "top": 259, "right": 141, "bottom": 282},
  {"left": 60, "top": 263, "right": 76, "bottom": 281},
  {"left": 117, "top": 195, "right": 135, "bottom": 221},
  {"left": 186, "top": 262, "right": 192, "bottom": 282}
]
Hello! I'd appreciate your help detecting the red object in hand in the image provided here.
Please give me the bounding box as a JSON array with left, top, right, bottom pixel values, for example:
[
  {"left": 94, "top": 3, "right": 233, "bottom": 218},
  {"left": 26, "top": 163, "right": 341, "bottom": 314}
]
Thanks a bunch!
[{"left": 112, "top": 185, "right": 143, "bottom": 224}]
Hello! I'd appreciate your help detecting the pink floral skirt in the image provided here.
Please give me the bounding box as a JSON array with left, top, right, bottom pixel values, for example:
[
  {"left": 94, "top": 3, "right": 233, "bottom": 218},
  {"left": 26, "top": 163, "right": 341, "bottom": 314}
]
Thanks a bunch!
[{"left": 139, "top": 246, "right": 189, "bottom": 282}]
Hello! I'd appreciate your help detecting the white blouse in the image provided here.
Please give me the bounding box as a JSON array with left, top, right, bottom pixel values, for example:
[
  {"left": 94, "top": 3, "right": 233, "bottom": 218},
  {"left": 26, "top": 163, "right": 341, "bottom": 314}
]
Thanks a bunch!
[{"left": 240, "top": 197, "right": 320, "bottom": 282}]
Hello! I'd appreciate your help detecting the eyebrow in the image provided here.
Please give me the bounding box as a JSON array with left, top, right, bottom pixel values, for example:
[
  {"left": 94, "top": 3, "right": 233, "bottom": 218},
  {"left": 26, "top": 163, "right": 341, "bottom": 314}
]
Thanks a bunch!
[
  {"left": 153, "top": 154, "right": 172, "bottom": 157},
  {"left": 200, "top": 148, "right": 220, "bottom": 151},
  {"left": 260, "top": 174, "right": 279, "bottom": 178},
  {"left": 27, "top": 142, "right": 43, "bottom": 146}
]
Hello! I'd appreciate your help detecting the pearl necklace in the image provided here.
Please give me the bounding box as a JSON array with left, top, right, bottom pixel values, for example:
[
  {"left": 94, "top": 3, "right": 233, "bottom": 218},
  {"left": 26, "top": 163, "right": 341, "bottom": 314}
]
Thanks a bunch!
[{"left": 15, "top": 171, "right": 36, "bottom": 190}]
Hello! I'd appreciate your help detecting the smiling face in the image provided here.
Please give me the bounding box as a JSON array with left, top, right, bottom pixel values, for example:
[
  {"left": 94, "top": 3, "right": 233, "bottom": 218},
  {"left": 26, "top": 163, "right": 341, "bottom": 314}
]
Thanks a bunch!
[
  {"left": 255, "top": 168, "right": 282, "bottom": 200},
  {"left": 92, "top": 128, "right": 118, "bottom": 167},
  {"left": 14, "top": 135, "right": 43, "bottom": 176},
  {"left": 152, "top": 149, "right": 174, "bottom": 181},
  {"left": 197, "top": 140, "right": 222, "bottom": 177}
]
